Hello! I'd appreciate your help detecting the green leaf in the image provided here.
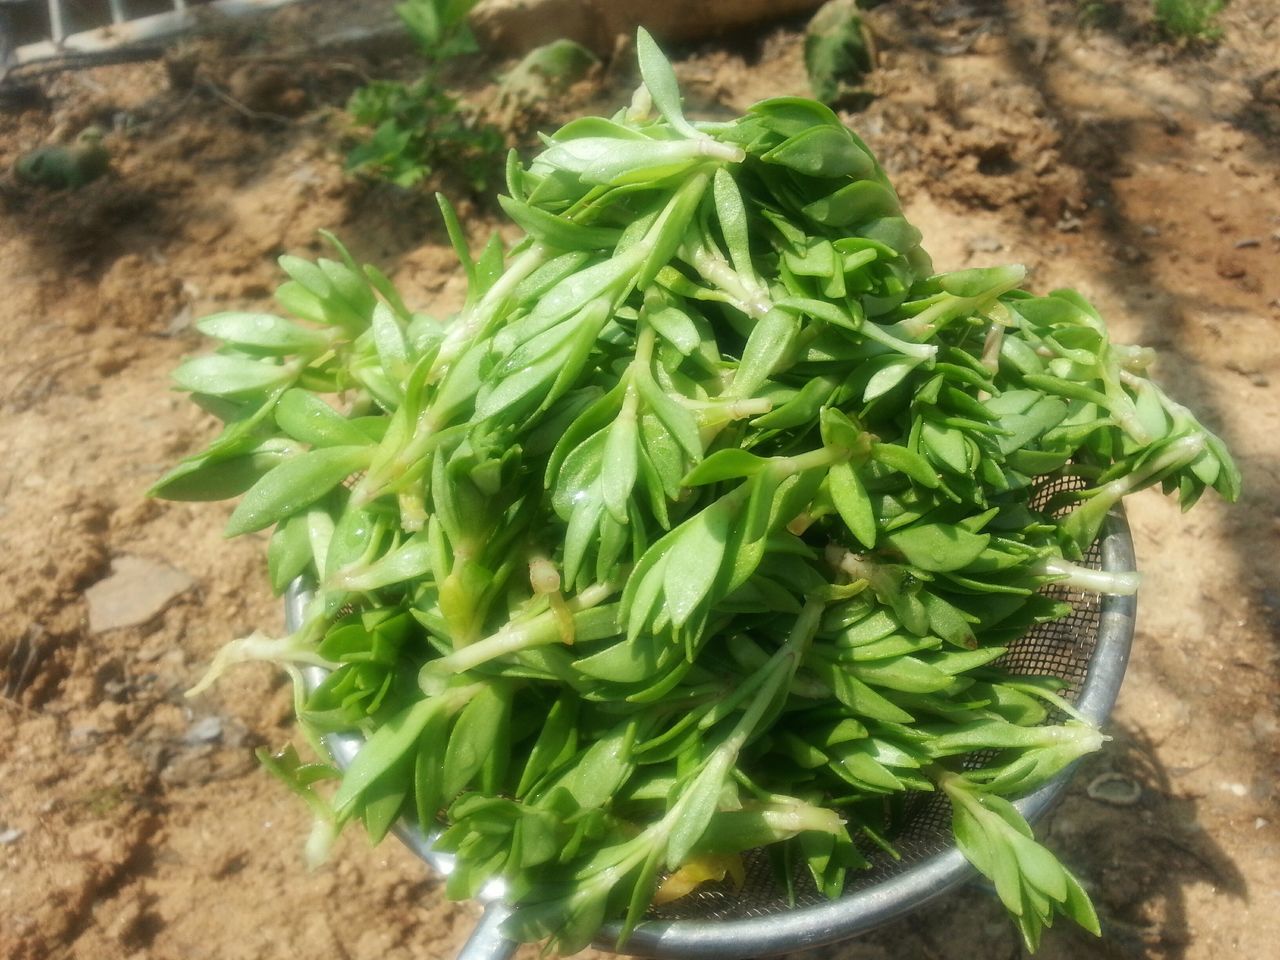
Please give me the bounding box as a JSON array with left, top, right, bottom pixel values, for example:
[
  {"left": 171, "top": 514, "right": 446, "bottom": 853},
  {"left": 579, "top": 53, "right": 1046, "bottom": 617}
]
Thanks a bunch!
[
  {"left": 519, "top": 701, "right": 581, "bottom": 803},
  {"left": 436, "top": 192, "right": 477, "bottom": 295},
  {"left": 819, "top": 407, "right": 864, "bottom": 453},
  {"left": 920, "top": 593, "right": 976, "bottom": 647},
  {"left": 498, "top": 195, "right": 623, "bottom": 251},
  {"left": 539, "top": 137, "right": 710, "bottom": 187},
  {"left": 682, "top": 449, "right": 770, "bottom": 486},
  {"left": 829, "top": 744, "right": 905, "bottom": 792},
  {"left": 828, "top": 461, "right": 876, "bottom": 548},
  {"left": 572, "top": 634, "right": 660, "bottom": 683},
  {"left": 1008, "top": 829, "right": 1069, "bottom": 902},
  {"left": 937, "top": 264, "right": 1026, "bottom": 299},
  {"left": 333, "top": 697, "right": 439, "bottom": 814},
  {"left": 634, "top": 372, "right": 702, "bottom": 460},
  {"left": 442, "top": 682, "right": 511, "bottom": 799},
  {"left": 747, "top": 96, "right": 842, "bottom": 136},
  {"left": 761, "top": 124, "right": 874, "bottom": 179},
  {"left": 663, "top": 499, "right": 732, "bottom": 628},
  {"left": 276, "top": 390, "right": 372, "bottom": 448},
  {"left": 864, "top": 356, "right": 922, "bottom": 401},
  {"left": 1063, "top": 868, "right": 1102, "bottom": 936},
  {"left": 849, "top": 655, "right": 954, "bottom": 693},
  {"left": 621, "top": 844, "right": 664, "bottom": 944},
  {"left": 268, "top": 512, "right": 313, "bottom": 594},
  {"left": 362, "top": 754, "right": 412, "bottom": 844},
  {"left": 150, "top": 449, "right": 287, "bottom": 502},
  {"left": 173, "top": 355, "right": 298, "bottom": 399},
  {"left": 197, "top": 313, "right": 334, "bottom": 355},
  {"left": 478, "top": 301, "right": 608, "bottom": 421},
  {"left": 636, "top": 27, "right": 702, "bottom": 139},
  {"left": 319, "top": 257, "right": 377, "bottom": 319},
  {"left": 870, "top": 442, "right": 939, "bottom": 488},
  {"left": 731, "top": 308, "right": 800, "bottom": 399},
  {"left": 837, "top": 609, "right": 898, "bottom": 645},
  {"left": 279, "top": 254, "right": 333, "bottom": 300},
  {"left": 414, "top": 706, "right": 453, "bottom": 828},
  {"left": 713, "top": 167, "right": 755, "bottom": 282},
  {"left": 843, "top": 633, "right": 940, "bottom": 661},
  {"left": 859, "top": 216, "right": 923, "bottom": 254},
  {"left": 336, "top": 533, "right": 434, "bottom": 592},
  {"left": 666, "top": 769, "right": 727, "bottom": 869},
  {"left": 513, "top": 258, "right": 630, "bottom": 343},
  {"left": 802, "top": 181, "right": 899, "bottom": 227},
  {"left": 601, "top": 413, "right": 639, "bottom": 524},
  {"left": 226, "top": 445, "right": 372, "bottom": 537},
  {"left": 809, "top": 655, "right": 914, "bottom": 722},
  {"left": 548, "top": 720, "right": 637, "bottom": 808},
  {"left": 921, "top": 420, "right": 973, "bottom": 475},
  {"left": 371, "top": 302, "right": 410, "bottom": 383},
  {"left": 552, "top": 430, "right": 607, "bottom": 518},
  {"left": 884, "top": 523, "right": 990, "bottom": 573},
  {"left": 636, "top": 171, "right": 712, "bottom": 289},
  {"left": 645, "top": 303, "right": 701, "bottom": 356}
]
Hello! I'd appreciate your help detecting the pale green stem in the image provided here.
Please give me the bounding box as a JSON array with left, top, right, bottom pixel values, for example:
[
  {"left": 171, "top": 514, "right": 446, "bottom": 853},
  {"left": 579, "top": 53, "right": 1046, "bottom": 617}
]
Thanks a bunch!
[
  {"left": 1032, "top": 557, "right": 1140, "bottom": 595},
  {"left": 684, "top": 245, "right": 771, "bottom": 318},
  {"left": 678, "top": 396, "right": 772, "bottom": 418},
  {"left": 419, "top": 581, "right": 617, "bottom": 688},
  {"left": 777, "top": 445, "right": 849, "bottom": 475},
  {"left": 854, "top": 320, "right": 940, "bottom": 362},
  {"left": 186, "top": 625, "right": 330, "bottom": 698},
  {"left": 1092, "top": 432, "right": 1206, "bottom": 503},
  {"left": 429, "top": 242, "right": 551, "bottom": 381},
  {"left": 980, "top": 322, "right": 1004, "bottom": 375},
  {"left": 665, "top": 598, "right": 824, "bottom": 836},
  {"left": 752, "top": 799, "right": 846, "bottom": 837}
]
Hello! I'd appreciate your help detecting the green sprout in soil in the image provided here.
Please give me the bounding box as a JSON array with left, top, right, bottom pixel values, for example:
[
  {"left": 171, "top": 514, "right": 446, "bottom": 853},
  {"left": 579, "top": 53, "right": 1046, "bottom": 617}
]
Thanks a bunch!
[
  {"left": 1153, "top": 0, "right": 1227, "bottom": 42},
  {"left": 345, "top": 0, "right": 503, "bottom": 191}
]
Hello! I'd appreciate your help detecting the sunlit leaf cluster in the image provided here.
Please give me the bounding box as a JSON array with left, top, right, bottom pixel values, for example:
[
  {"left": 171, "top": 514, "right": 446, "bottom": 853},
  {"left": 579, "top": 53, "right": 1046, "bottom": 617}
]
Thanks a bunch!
[{"left": 155, "top": 29, "right": 1238, "bottom": 955}]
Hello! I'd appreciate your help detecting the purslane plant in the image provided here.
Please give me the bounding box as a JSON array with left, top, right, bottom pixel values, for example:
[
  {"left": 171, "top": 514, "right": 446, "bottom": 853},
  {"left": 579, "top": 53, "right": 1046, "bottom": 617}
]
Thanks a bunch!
[{"left": 154, "top": 30, "right": 1239, "bottom": 955}]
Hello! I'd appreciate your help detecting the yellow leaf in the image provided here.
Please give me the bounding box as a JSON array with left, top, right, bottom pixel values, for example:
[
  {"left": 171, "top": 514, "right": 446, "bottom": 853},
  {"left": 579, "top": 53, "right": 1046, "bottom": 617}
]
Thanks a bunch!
[{"left": 653, "top": 853, "right": 745, "bottom": 906}]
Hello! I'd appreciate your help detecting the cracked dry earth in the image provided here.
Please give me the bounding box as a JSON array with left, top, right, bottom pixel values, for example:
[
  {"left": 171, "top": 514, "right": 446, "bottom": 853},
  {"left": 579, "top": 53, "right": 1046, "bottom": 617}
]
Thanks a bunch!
[{"left": 1, "top": 2, "right": 1277, "bottom": 959}]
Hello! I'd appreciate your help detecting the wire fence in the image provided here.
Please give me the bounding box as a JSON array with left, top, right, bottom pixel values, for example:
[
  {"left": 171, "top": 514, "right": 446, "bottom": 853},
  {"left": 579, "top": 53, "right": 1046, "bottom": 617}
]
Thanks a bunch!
[{"left": 0, "top": 0, "right": 304, "bottom": 73}]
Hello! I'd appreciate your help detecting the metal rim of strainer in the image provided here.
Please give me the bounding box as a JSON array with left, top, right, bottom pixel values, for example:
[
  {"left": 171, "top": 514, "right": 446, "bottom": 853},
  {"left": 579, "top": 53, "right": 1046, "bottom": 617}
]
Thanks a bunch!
[{"left": 289, "top": 504, "right": 1135, "bottom": 960}]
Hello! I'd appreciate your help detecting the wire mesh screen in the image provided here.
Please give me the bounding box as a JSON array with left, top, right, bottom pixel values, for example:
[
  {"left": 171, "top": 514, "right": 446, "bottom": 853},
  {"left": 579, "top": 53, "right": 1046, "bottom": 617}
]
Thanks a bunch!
[{"left": 646, "top": 474, "right": 1103, "bottom": 922}]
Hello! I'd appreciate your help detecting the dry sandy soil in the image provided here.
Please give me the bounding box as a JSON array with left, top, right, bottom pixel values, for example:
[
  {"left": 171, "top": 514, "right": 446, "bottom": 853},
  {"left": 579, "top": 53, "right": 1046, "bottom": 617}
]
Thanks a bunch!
[{"left": 1, "top": 2, "right": 1277, "bottom": 958}]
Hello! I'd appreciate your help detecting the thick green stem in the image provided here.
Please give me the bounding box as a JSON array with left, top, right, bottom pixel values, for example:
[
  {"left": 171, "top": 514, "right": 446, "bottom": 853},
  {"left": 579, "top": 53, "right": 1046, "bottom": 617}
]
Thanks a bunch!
[
  {"left": 1033, "top": 557, "right": 1140, "bottom": 595},
  {"left": 430, "top": 242, "right": 550, "bottom": 381},
  {"left": 419, "top": 581, "right": 618, "bottom": 689}
]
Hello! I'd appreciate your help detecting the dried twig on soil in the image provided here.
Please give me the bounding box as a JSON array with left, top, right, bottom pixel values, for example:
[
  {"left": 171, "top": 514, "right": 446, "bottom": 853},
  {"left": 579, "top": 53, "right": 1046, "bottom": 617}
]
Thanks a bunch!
[{"left": 201, "top": 81, "right": 293, "bottom": 125}]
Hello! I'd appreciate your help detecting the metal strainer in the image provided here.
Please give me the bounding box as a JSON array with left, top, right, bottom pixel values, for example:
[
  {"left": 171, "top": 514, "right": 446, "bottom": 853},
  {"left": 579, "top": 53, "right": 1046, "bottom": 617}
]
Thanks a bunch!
[{"left": 290, "top": 485, "right": 1136, "bottom": 960}]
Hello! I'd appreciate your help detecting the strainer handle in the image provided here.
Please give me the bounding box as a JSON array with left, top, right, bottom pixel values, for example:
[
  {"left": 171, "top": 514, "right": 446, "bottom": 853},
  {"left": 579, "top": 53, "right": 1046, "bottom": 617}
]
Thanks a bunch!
[{"left": 456, "top": 901, "right": 518, "bottom": 960}]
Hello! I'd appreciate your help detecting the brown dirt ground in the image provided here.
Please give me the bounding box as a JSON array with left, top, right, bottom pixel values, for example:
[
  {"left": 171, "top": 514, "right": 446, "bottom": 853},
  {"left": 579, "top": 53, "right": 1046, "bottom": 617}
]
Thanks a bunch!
[{"left": 1, "top": 2, "right": 1277, "bottom": 959}]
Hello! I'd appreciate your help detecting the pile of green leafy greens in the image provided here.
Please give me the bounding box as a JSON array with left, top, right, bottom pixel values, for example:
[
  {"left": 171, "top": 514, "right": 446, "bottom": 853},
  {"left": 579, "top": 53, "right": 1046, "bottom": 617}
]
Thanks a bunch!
[{"left": 154, "top": 30, "right": 1238, "bottom": 955}]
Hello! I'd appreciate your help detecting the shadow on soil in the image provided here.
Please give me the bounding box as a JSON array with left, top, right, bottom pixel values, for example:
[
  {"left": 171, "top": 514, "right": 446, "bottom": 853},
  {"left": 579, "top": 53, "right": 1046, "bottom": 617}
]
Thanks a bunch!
[{"left": 0, "top": 42, "right": 471, "bottom": 280}]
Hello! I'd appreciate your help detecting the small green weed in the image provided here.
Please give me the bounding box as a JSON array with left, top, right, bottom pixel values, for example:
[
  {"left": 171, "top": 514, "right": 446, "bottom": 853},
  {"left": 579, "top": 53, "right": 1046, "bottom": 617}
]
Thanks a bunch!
[
  {"left": 1153, "top": 0, "right": 1227, "bottom": 41},
  {"left": 345, "top": 0, "right": 503, "bottom": 192}
]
